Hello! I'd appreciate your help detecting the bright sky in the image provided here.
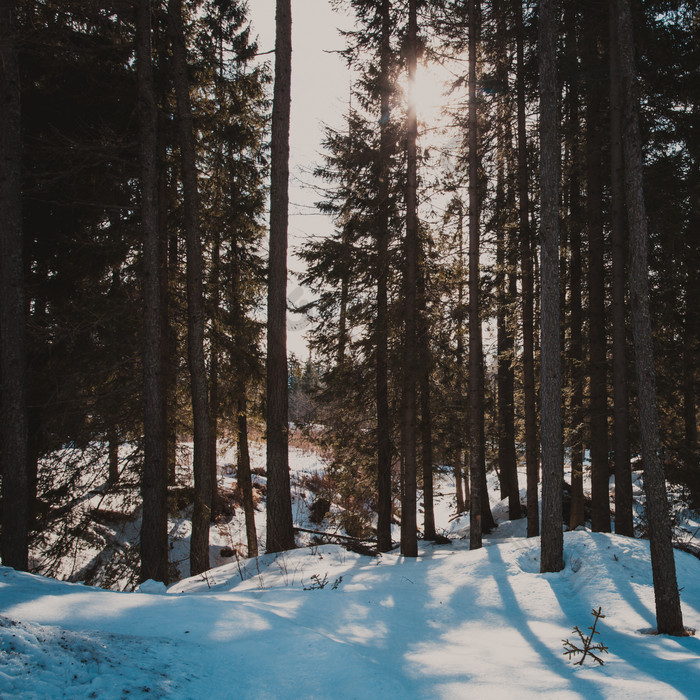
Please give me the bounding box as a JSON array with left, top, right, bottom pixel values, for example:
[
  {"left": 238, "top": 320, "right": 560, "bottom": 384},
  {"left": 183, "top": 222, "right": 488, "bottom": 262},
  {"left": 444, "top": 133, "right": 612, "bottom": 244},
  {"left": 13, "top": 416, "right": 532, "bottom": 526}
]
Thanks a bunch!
[{"left": 247, "top": 1, "right": 354, "bottom": 357}]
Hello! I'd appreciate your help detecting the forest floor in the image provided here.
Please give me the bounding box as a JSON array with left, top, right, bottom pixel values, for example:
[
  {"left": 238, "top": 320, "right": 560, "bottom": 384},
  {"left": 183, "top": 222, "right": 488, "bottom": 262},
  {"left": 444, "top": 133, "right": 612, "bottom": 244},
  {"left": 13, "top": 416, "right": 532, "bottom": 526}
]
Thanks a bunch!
[{"left": 2, "top": 440, "right": 700, "bottom": 698}]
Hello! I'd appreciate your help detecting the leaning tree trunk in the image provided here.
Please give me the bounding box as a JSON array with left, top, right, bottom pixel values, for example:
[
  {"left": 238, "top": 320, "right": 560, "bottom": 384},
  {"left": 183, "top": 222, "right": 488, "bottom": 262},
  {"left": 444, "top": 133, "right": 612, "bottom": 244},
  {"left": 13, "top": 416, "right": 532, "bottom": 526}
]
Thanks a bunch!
[
  {"left": 515, "top": 0, "right": 539, "bottom": 539},
  {"left": 538, "top": 0, "right": 564, "bottom": 574},
  {"left": 266, "top": 0, "right": 295, "bottom": 554},
  {"left": 375, "top": 0, "right": 393, "bottom": 553},
  {"left": 615, "top": 0, "right": 685, "bottom": 636},
  {"left": 401, "top": 0, "right": 419, "bottom": 558},
  {"left": 609, "top": 6, "right": 633, "bottom": 536},
  {"left": 0, "top": 0, "right": 29, "bottom": 572},
  {"left": 168, "top": 0, "right": 213, "bottom": 575}
]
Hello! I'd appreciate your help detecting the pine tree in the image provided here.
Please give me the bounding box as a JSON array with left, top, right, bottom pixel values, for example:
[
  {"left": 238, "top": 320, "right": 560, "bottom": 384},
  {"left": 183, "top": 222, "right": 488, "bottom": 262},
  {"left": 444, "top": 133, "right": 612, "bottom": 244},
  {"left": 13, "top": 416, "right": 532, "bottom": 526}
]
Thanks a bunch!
[{"left": 266, "top": 0, "right": 295, "bottom": 554}]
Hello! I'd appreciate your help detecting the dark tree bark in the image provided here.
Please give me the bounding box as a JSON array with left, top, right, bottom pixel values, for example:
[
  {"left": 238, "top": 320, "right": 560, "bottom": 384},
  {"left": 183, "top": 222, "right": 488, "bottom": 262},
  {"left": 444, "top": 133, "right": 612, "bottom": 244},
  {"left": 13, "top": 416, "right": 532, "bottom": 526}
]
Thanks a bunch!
[
  {"left": 494, "top": 3, "right": 521, "bottom": 519},
  {"left": 209, "top": 230, "right": 221, "bottom": 515},
  {"left": 137, "top": 0, "right": 168, "bottom": 584},
  {"left": 584, "top": 3, "right": 611, "bottom": 533},
  {"left": 615, "top": 0, "right": 684, "bottom": 635},
  {"left": 468, "top": 0, "right": 484, "bottom": 550},
  {"left": 609, "top": 7, "right": 633, "bottom": 536},
  {"left": 538, "top": 0, "right": 564, "bottom": 573},
  {"left": 168, "top": 0, "right": 213, "bottom": 575},
  {"left": 108, "top": 428, "right": 120, "bottom": 486},
  {"left": 376, "top": 0, "right": 393, "bottom": 553},
  {"left": 454, "top": 202, "right": 468, "bottom": 515},
  {"left": 401, "top": 0, "right": 419, "bottom": 558},
  {"left": 266, "top": 0, "right": 295, "bottom": 554},
  {"left": 0, "top": 0, "right": 29, "bottom": 572},
  {"left": 515, "top": 0, "right": 539, "bottom": 538},
  {"left": 237, "top": 394, "right": 258, "bottom": 558},
  {"left": 563, "top": 3, "right": 584, "bottom": 531},
  {"left": 419, "top": 265, "right": 436, "bottom": 540}
]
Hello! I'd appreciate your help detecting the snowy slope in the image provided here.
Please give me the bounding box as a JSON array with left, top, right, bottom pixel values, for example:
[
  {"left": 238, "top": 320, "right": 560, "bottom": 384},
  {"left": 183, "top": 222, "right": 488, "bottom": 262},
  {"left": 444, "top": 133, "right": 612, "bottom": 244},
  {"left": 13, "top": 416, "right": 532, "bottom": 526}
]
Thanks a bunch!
[{"left": 2, "top": 529, "right": 700, "bottom": 698}]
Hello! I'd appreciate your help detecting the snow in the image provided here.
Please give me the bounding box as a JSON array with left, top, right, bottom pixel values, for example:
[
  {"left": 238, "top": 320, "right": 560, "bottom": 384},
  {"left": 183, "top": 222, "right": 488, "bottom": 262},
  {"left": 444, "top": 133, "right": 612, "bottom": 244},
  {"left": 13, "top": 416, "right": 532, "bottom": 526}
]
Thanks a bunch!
[
  {"left": 5, "top": 446, "right": 700, "bottom": 697},
  {"left": 3, "top": 526, "right": 700, "bottom": 696}
]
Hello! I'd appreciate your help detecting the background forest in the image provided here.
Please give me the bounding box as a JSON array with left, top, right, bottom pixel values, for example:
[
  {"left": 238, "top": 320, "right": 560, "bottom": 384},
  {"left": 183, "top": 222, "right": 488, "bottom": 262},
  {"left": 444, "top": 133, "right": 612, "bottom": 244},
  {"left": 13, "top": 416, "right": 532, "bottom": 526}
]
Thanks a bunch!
[{"left": 1, "top": 0, "right": 699, "bottom": 638}]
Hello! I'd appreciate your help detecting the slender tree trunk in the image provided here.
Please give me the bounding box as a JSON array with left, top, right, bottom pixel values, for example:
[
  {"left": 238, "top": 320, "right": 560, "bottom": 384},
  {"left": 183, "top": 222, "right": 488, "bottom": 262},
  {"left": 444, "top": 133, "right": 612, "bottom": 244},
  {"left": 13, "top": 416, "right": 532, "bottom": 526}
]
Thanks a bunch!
[
  {"left": 515, "top": 0, "right": 539, "bottom": 538},
  {"left": 401, "top": 0, "right": 419, "bottom": 558},
  {"left": 237, "top": 393, "right": 258, "bottom": 558},
  {"left": 468, "top": 0, "right": 483, "bottom": 550},
  {"left": 538, "top": 0, "right": 564, "bottom": 574},
  {"left": 419, "top": 264, "right": 435, "bottom": 540},
  {"left": 615, "top": 0, "right": 684, "bottom": 636},
  {"left": 609, "top": 7, "right": 633, "bottom": 535},
  {"left": 0, "top": 0, "right": 29, "bottom": 572},
  {"left": 137, "top": 0, "right": 168, "bottom": 584},
  {"left": 168, "top": 0, "right": 212, "bottom": 575},
  {"left": 455, "top": 204, "right": 467, "bottom": 515},
  {"left": 376, "top": 0, "right": 393, "bottom": 553},
  {"left": 564, "top": 3, "right": 584, "bottom": 531},
  {"left": 209, "top": 231, "right": 221, "bottom": 515},
  {"left": 108, "top": 428, "right": 120, "bottom": 485},
  {"left": 266, "top": 0, "right": 295, "bottom": 553},
  {"left": 584, "top": 4, "right": 611, "bottom": 533}
]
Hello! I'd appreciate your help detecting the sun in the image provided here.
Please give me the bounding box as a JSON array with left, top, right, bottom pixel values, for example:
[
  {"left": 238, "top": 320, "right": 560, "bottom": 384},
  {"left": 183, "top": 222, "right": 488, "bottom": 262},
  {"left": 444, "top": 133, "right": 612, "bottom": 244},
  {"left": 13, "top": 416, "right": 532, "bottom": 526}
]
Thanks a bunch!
[{"left": 410, "top": 61, "right": 451, "bottom": 130}]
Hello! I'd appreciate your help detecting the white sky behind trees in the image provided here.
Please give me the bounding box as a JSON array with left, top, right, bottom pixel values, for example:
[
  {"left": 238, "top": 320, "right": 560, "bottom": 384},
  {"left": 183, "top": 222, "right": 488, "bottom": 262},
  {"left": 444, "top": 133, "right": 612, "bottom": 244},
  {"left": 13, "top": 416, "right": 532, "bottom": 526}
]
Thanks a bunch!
[{"left": 247, "top": 1, "right": 354, "bottom": 357}]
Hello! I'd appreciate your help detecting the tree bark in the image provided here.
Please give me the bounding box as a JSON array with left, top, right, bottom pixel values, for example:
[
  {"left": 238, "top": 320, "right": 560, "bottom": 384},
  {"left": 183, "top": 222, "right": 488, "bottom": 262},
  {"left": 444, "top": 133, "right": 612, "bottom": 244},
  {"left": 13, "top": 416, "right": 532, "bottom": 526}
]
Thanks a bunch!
[
  {"left": 266, "top": 0, "right": 295, "bottom": 554},
  {"left": 584, "top": 3, "right": 611, "bottom": 533},
  {"left": 168, "top": 0, "right": 213, "bottom": 575},
  {"left": 538, "top": 0, "right": 564, "bottom": 573},
  {"left": 468, "top": 0, "right": 484, "bottom": 550},
  {"left": 376, "top": 0, "right": 393, "bottom": 553},
  {"left": 0, "top": 0, "right": 29, "bottom": 572},
  {"left": 609, "top": 6, "right": 633, "bottom": 536},
  {"left": 400, "top": 0, "right": 419, "bottom": 558},
  {"left": 515, "top": 0, "right": 539, "bottom": 538},
  {"left": 137, "top": 0, "right": 168, "bottom": 584},
  {"left": 615, "top": 0, "right": 684, "bottom": 635},
  {"left": 563, "top": 3, "right": 584, "bottom": 531},
  {"left": 237, "top": 394, "right": 258, "bottom": 558},
  {"left": 419, "top": 265, "right": 436, "bottom": 540}
]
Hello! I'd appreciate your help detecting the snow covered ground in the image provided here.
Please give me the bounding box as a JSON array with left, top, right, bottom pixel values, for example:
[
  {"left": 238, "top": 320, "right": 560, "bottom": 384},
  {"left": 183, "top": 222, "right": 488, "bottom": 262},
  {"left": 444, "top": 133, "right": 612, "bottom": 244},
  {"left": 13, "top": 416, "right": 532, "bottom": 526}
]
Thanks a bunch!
[
  {"left": 4, "top": 444, "right": 700, "bottom": 698},
  {"left": 2, "top": 529, "right": 700, "bottom": 698}
]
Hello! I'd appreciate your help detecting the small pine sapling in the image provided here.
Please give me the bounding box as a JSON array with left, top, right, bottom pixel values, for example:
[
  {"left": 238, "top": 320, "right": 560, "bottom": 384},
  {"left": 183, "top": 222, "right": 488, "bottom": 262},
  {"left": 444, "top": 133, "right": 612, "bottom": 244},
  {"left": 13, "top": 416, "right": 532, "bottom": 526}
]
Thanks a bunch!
[{"left": 562, "top": 607, "right": 609, "bottom": 666}]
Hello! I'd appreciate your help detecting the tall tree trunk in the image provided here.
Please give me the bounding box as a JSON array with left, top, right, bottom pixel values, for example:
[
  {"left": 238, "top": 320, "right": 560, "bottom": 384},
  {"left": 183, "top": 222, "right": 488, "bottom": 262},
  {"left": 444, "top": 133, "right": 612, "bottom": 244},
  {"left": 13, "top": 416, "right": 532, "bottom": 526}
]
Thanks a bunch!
[
  {"left": 266, "top": 0, "right": 295, "bottom": 554},
  {"left": 0, "top": 0, "right": 29, "bottom": 572},
  {"left": 209, "top": 231, "right": 221, "bottom": 515},
  {"left": 609, "top": 6, "right": 633, "bottom": 536},
  {"left": 615, "top": 0, "right": 684, "bottom": 635},
  {"left": 401, "top": 0, "right": 419, "bottom": 558},
  {"left": 468, "top": 0, "right": 484, "bottom": 550},
  {"left": 584, "top": 3, "right": 611, "bottom": 533},
  {"left": 376, "top": 0, "right": 393, "bottom": 553},
  {"left": 494, "top": 5, "right": 521, "bottom": 519},
  {"left": 168, "top": 0, "right": 212, "bottom": 575},
  {"left": 515, "top": 0, "right": 539, "bottom": 538},
  {"left": 564, "top": 3, "right": 584, "bottom": 531},
  {"left": 538, "top": 0, "right": 564, "bottom": 573},
  {"left": 237, "top": 393, "right": 258, "bottom": 558},
  {"left": 138, "top": 0, "right": 168, "bottom": 584}
]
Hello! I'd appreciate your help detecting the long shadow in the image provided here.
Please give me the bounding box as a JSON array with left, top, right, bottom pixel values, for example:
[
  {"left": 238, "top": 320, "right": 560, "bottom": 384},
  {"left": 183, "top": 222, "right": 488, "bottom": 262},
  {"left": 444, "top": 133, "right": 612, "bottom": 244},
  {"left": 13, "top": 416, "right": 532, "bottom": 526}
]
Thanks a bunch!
[
  {"left": 552, "top": 533, "right": 700, "bottom": 695},
  {"left": 484, "top": 543, "right": 608, "bottom": 700}
]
